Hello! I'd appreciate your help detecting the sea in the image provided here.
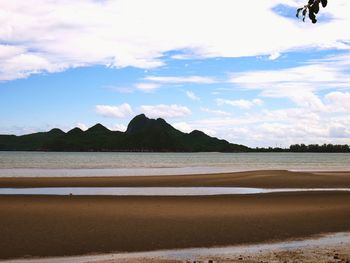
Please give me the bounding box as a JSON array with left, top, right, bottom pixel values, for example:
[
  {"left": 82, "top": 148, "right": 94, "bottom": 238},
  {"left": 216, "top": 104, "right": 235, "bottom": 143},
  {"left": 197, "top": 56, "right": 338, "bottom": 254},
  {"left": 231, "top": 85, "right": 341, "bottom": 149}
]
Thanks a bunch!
[{"left": 0, "top": 151, "right": 350, "bottom": 177}]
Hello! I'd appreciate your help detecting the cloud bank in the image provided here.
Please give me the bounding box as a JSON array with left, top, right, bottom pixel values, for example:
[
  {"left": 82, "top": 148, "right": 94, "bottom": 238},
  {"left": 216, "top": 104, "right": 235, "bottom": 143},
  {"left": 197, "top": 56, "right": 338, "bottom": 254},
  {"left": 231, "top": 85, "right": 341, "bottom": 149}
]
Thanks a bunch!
[{"left": 1, "top": 0, "right": 350, "bottom": 81}]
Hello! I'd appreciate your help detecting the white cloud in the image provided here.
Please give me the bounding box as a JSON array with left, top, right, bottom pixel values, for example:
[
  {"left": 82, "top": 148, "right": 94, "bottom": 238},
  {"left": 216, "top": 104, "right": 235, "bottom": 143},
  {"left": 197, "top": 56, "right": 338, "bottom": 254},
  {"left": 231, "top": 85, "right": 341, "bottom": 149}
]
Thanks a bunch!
[
  {"left": 2, "top": 0, "right": 350, "bottom": 80},
  {"left": 106, "top": 124, "right": 127, "bottom": 132},
  {"left": 329, "top": 125, "right": 350, "bottom": 138},
  {"left": 0, "top": 51, "right": 66, "bottom": 81},
  {"left": 200, "top": 107, "right": 231, "bottom": 116},
  {"left": 172, "top": 121, "right": 216, "bottom": 136},
  {"left": 145, "top": 76, "right": 216, "bottom": 84},
  {"left": 95, "top": 103, "right": 133, "bottom": 118},
  {"left": 216, "top": 98, "right": 263, "bottom": 109},
  {"left": 200, "top": 128, "right": 217, "bottom": 137},
  {"left": 178, "top": 101, "right": 350, "bottom": 147},
  {"left": 229, "top": 58, "right": 350, "bottom": 112},
  {"left": 135, "top": 83, "right": 160, "bottom": 92},
  {"left": 268, "top": 51, "right": 281, "bottom": 60},
  {"left": 172, "top": 122, "right": 193, "bottom": 133},
  {"left": 325, "top": 92, "right": 350, "bottom": 112},
  {"left": 186, "top": 91, "right": 200, "bottom": 101},
  {"left": 230, "top": 64, "right": 349, "bottom": 88},
  {"left": 76, "top": 122, "right": 88, "bottom": 131},
  {"left": 139, "top": 104, "right": 191, "bottom": 118},
  {"left": 0, "top": 45, "right": 24, "bottom": 59}
]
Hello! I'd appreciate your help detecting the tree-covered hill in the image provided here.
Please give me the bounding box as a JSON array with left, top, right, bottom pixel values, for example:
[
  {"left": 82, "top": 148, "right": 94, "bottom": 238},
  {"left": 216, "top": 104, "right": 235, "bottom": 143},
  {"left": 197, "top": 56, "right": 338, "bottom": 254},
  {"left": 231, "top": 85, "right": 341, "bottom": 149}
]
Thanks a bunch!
[{"left": 0, "top": 114, "right": 248, "bottom": 152}]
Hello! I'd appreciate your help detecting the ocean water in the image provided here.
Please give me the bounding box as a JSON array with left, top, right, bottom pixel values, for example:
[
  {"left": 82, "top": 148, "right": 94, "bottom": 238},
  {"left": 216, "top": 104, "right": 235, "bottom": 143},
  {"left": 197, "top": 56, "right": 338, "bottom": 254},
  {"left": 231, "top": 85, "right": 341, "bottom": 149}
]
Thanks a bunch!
[{"left": 0, "top": 151, "right": 350, "bottom": 177}]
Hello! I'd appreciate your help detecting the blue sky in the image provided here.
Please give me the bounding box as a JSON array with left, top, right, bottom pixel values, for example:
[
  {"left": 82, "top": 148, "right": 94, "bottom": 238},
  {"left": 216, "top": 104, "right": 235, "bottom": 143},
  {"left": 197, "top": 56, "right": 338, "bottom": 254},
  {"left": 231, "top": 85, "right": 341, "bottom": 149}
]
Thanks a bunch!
[{"left": 1, "top": 0, "right": 350, "bottom": 147}]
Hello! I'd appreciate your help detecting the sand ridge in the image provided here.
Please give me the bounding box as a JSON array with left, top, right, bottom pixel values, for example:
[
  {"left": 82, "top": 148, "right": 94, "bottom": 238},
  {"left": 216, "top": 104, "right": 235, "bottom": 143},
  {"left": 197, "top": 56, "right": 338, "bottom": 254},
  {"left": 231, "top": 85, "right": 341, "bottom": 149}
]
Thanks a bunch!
[{"left": 1, "top": 170, "right": 350, "bottom": 188}]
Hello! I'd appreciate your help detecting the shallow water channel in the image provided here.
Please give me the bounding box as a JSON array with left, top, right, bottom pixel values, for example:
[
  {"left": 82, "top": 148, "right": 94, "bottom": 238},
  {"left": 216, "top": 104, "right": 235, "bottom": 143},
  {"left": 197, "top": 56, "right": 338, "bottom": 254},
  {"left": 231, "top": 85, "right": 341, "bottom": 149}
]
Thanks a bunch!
[{"left": 1, "top": 187, "right": 350, "bottom": 196}]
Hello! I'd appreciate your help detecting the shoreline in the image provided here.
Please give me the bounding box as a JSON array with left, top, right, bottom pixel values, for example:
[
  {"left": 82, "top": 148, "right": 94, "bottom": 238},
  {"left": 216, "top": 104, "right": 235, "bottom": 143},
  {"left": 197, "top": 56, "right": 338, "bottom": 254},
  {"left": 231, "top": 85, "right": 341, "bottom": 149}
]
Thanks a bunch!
[{"left": 2, "top": 232, "right": 350, "bottom": 263}]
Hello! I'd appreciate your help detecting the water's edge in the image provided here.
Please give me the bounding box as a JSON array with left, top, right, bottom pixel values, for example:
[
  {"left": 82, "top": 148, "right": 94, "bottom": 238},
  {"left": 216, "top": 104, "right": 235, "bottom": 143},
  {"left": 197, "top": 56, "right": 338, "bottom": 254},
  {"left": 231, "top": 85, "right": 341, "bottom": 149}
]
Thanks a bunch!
[
  {"left": 1, "top": 187, "right": 350, "bottom": 196},
  {"left": 1, "top": 232, "right": 349, "bottom": 263}
]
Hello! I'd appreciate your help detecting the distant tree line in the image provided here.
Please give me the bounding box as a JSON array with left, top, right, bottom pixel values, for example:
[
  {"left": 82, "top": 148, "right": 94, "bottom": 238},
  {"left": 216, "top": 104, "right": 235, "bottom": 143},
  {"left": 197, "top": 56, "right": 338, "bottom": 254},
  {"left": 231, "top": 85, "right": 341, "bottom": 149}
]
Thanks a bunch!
[
  {"left": 289, "top": 144, "right": 350, "bottom": 153},
  {"left": 253, "top": 144, "right": 350, "bottom": 153},
  {"left": 253, "top": 147, "right": 287, "bottom": 152}
]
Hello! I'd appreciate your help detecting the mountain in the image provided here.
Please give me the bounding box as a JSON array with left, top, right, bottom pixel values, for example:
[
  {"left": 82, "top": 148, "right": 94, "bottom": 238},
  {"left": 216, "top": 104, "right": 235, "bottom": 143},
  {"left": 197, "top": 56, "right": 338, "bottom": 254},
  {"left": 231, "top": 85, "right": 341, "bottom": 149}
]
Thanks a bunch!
[{"left": 0, "top": 114, "right": 249, "bottom": 152}]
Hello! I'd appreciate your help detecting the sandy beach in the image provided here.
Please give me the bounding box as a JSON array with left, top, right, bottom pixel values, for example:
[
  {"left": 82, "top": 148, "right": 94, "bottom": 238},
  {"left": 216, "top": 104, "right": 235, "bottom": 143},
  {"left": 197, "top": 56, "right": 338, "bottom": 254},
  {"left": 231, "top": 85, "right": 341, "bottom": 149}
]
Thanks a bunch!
[{"left": 1, "top": 170, "right": 350, "bottom": 260}]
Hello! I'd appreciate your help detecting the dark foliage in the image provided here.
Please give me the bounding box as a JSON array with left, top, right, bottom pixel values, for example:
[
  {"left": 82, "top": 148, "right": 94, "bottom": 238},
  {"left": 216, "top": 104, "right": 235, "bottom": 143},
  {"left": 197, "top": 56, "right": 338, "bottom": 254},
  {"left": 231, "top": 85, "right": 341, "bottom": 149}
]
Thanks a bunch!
[
  {"left": 296, "top": 0, "right": 327, "bottom": 23},
  {"left": 254, "top": 144, "right": 350, "bottom": 153},
  {"left": 253, "top": 147, "right": 288, "bottom": 152},
  {"left": 290, "top": 143, "right": 350, "bottom": 152}
]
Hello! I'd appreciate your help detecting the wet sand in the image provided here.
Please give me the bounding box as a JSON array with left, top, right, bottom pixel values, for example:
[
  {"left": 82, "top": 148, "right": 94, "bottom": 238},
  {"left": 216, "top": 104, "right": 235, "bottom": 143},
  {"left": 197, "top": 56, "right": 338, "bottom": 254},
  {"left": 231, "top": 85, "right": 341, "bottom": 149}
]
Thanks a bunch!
[
  {"left": 1, "top": 170, "right": 350, "bottom": 188},
  {"left": 1, "top": 192, "right": 350, "bottom": 259},
  {"left": 1, "top": 170, "right": 350, "bottom": 260}
]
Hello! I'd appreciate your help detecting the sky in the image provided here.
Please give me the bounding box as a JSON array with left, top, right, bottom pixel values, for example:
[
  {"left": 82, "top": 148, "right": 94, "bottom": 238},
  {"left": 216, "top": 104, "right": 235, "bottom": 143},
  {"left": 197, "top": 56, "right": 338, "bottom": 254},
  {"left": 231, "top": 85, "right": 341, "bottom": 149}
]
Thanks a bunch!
[{"left": 1, "top": 0, "right": 350, "bottom": 147}]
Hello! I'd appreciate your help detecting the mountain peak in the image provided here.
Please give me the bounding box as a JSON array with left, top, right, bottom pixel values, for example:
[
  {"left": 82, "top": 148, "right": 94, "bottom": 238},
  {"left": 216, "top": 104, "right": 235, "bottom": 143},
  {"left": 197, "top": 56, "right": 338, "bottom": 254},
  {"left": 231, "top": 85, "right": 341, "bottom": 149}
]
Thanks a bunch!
[
  {"left": 126, "top": 114, "right": 177, "bottom": 134},
  {"left": 126, "top": 114, "right": 150, "bottom": 134},
  {"left": 86, "top": 123, "right": 110, "bottom": 133},
  {"left": 67, "top": 127, "right": 83, "bottom": 135},
  {"left": 136, "top": 113, "right": 147, "bottom": 119},
  {"left": 48, "top": 128, "right": 65, "bottom": 135},
  {"left": 190, "top": 130, "right": 206, "bottom": 136}
]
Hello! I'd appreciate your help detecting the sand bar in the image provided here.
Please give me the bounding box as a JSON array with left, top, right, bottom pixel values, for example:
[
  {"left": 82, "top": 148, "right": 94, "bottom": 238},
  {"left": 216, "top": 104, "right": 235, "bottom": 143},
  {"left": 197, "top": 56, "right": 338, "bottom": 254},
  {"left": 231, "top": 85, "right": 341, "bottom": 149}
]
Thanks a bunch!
[{"left": 1, "top": 170, "right": 350, "bottom": 188}]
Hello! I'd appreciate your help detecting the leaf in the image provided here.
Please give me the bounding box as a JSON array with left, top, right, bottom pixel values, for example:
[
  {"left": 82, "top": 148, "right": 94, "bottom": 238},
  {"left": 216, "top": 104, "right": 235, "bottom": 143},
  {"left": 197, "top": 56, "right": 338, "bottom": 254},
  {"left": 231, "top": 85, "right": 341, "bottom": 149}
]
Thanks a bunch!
[
  {"left": 296, "top": 8, "right": 303, "bottom": 18},
  {"left": 321, "top": 0, "right": 327, "bottom": 8},
  {"left": 309, "top": 11, "right": 316, "bottom": 23},
  {"left": 312, "top": 2, "right": 320, "bottom": 14}
]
